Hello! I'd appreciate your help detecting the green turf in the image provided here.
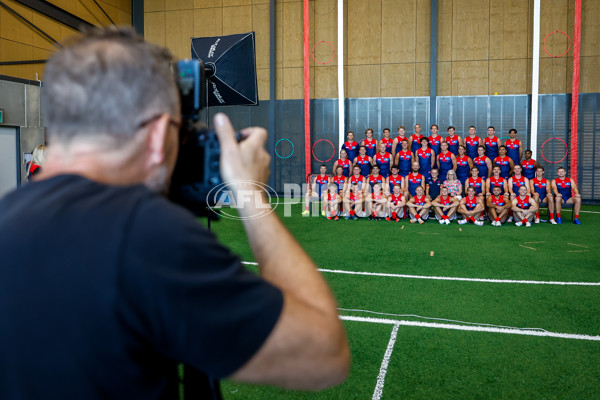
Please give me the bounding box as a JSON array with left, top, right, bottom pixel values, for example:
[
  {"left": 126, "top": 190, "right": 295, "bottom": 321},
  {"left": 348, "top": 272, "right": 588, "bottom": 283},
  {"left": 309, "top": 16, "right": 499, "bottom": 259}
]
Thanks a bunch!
[{"left": 207, "top": 204, "right": 600, "bottom": 399}]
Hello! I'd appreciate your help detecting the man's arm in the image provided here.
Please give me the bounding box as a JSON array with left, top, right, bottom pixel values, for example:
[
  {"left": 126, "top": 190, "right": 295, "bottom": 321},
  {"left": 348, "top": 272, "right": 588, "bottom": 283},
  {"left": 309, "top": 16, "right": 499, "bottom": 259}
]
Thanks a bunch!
[{"left": 215, "top": 114, "right": 350, "bottom": 390}]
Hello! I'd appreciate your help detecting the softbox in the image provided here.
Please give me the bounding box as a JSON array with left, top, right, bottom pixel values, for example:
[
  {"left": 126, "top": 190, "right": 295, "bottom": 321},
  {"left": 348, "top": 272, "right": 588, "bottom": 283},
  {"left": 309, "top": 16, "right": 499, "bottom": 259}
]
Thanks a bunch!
[{"left": 191, "top": 32, "right": 259, "bottom": 107}]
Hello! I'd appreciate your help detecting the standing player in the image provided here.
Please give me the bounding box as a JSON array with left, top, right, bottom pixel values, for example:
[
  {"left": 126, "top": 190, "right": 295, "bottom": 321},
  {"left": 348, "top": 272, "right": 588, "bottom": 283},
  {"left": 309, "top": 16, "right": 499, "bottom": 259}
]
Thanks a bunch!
[
  {"left": 366, "top": 183, "right": 388, "bottom": 220},
  {"left": 386, "top": 165, "right": 405, "bottom": 196},
  {"left": 428, "top": 124, "right": 444, "bottom": 156},
  {"left": 409, "top": 124, "right": 425, "bottom": 153},
  {"left": 436, "top": 141, "right": 457, "bottom": 182},
  {"left": 407, "top": 185, "right": 431, "bottom": 224},
  {"left": 353, "top": 145, "right": 372, "bottom": 177},
  {"left": 367, "top": 164, "right": 385, "bottom": 193},
  {"left": 520, "top": 149, "right": 540, "bottom": 180},
  {"left": 373, "top": 142, "right": 393, "bottom": 178},
  {"left": 323, "top": 183, "right": 341, "bottom": 220},
  {"left": 343, "top": 183, "right": 364, "bottom": 220},
  {"left": 493, "top": 145, "right": 514, "bottom": 179},
  {"left": 432, "top": 185, "right": 460, "bottom": 224},
  {"left": 464, "top": 126, "right": 481, "bottom": 160},
  {"left": 380, "top": 128, "right": 394, "bottom": 154},
  {"left": 473, "top": 145, "right": 492, "bottom": 178},
  {"left": 360, "top": 128, "right": 378, "bottom": 157},
  {"left": 445, "top": 125, "right": 464, "bottom": 156},
  {"left": 302, "top": 164, "right": 329, "bottom": 215},
  {"left": 455, "top": 145, "right": 473, "bottom": 188},
  {"left": 486, "top": 165, "right": 509, "bottom": 199},
  {"left": 504, "top": 128, "right": 523, "bottom": 166},
  {"left": 511, "top": 185, "right": 537, "bottom": 227},
  {"left": 508, "top": 164, "right": 530, "bottom": 200},
  {"left": 466, "top": 166, "right": 485, "bottom": 197},
  {"left": 333, "top": 149, "right": 352, "bottom": 178},
  {"left": 530, "top": 166, "right": 557, "bottom": 224},
  {"left": 341, "top": 131, "right": 359, "bottom": 164},
  {"left": 551, "top": 167, "right": 582, "bottom": 224},
  {"left": 406, "top": 162, "right": 426, "bottom": 199},
  {"left": 415, "top": 137, "right": 435, "bottom": 180},
  {"left": 332, "top": 165, "right": 347, "bottom": 196},
  {"left": 457, "top": 186, "right": 485, "bottom": 225},
  {"left": 487, "top": 185, "right": 511, "bottom": 226},
  {"left": 391, "top": 125, "right": 408, "bottom": 157},
  {"left": 387, "top": 184, "right": 406, "bottom": 222},
  {"left": 394, "top": 138, "right": 413, "bottom": 177},
  {"left": 426, "top": 168, "right": 443, "bottom": 201},
  {"left": 484, "top": 126, "right": 501, "bottom": 161}
]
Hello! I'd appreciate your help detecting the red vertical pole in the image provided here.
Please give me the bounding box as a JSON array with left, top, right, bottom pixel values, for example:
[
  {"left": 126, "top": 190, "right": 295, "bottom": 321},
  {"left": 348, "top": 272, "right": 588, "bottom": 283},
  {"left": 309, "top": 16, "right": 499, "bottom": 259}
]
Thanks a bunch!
[
  {"left": 570, "top": 0, "right": 581, "bottom": 183},
  {"left": 303, "top": 0, "right": 311, "bottom": 179}
]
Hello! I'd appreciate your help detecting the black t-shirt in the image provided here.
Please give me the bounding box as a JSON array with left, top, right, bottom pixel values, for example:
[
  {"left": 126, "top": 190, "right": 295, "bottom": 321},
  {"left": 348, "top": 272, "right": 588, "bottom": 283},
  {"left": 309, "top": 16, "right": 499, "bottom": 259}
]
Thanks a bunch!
[
  {"left": 0, "top": 175, "right": 283, "bottom": 399},
  {"left": 427, "top": 177, "right": 443, "bottom": 199}
]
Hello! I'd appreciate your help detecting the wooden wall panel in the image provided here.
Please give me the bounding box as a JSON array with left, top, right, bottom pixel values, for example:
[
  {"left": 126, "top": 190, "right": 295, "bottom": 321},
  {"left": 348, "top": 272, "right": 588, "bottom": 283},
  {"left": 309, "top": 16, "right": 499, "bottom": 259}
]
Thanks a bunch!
[
  {"left": 165, "top": 10, "right": 194, "bottom": 60},
  {"left": 581, "top": 57, "right": 600, "bottom": 93},
  {"left": 539, "top": 57, "right": 567, "bottom": 94},
  {"left": 314, "top": 66, "right": 337, "bottom": 99},
  {"left": 452, "top": 0, "right": 489, "bottom": 61},
  {"left": 313, "top": 0, "right": 337, "bottom": 67},
  {"left": 165, "top": 0, "right": 193, "bottom": 11},
  {"left": 99, "top": 0, "right": 132, "bottom": 14},
  {"left": 223, "top": 0, "right": 253, "bottom": 6},
  {"left": 381, "top": 64, "right": 415, "bottom": 97},
  {"left": 1, "top": 1, "right": 34, "bottom": 45},
  {"left": 281, "top": 1, "right": 303, "bottom": 68},
  {"left": 193, "top": 0, "right": 223, "bottom": 9},
  {"left": 144, "top": 12, "right": 166, "bottom": 47},
  {"left": 193, "top": 8, "right": 223, "bottom": 38},
  {"left": 347, "top": 0, "right": 381, "bottom": 65},
  {"left": 282, "top": 67, "right": 303, "bottom": 99},
  {"left": 347, "top": 65, "right": 380, "bottom": 98},
  {"left": 253, "top": 3, "right": 270, "bottom": 71},
  {"left": 436, "top": 61, "right": 452, "bottom": 95},
  {"left": 452, "top": 60, "right": 487, "bottom": 95},
  {"left": 223, "top": 5, "right": 253, "bottom": 35},
  {"left": 146, "top": 0, "right": 165, "bottom": 12},
  {"left": 581, "top": 0, "right": 599, "bottom": 57},
  {"left": 0, "top": 39, "right": 33, "bottom": 79},
  {"left": 381, "top": 0, "right": 415, "bottom": 64},
  {"left": 257, "top": 67, "right": 269, "bottom": 101},
  {"left": 437, "top": 0, "right": 453, "bottom": 62},
  {"left": 415, "top": 62, "right": 429, "bottom": 96},
  {"left": 415, "top": 0, "right": 430, "bottom": 63}
]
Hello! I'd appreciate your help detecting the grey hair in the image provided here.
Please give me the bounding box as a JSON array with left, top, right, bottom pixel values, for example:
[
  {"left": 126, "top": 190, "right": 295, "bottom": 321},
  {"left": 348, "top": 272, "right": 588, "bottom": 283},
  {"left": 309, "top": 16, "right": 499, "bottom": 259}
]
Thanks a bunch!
[{"left": 42, "top": 26, "right": 179, "bottom": 146}]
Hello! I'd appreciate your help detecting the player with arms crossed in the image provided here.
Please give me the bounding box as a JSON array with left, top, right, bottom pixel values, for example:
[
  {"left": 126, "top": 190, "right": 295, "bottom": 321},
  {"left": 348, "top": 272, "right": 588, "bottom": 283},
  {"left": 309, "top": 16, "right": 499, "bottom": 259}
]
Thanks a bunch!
[
  {"left": 551, "top": 167, "right": 582, "bottom": 225},
  {"left": 487, "top": 185, "right": 511, "bottom": 226},
  {"left": 407, "top": 185, "right": 431, "bottom": 224},
  {"left": 512, "top": 185, "right": 537, "bottom": 227},
  {"left": 431, "top": 185, "right": 460, "bottom": 225},
  {"left": 457, "top": 186, "right": 485, "bottom": 225},
  {"left": 530, "top": 166, "right": 556, "bottom": 224}
]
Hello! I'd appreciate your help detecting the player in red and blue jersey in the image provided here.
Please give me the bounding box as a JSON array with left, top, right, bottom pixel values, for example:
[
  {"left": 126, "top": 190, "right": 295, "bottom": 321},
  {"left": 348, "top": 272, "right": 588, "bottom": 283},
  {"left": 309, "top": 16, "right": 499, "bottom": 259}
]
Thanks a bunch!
[
  {"left": 407, "top": 185, "right": 431, "bottom": 224},
  {"left": 511, "top": 185, "right": 537, "bottom": 227},
  {"left": 367, "top": 164, "right": 385, "bottom": 193},
  {"left": 343, "top": 183, "right": 364, "bottom": 220},
  {"left": 493, "top": 145, "right": 514, "bottom": 179},
  {"left": 386, "top": 165, "right": 404, "bottom": 195},
  {"left": 520, "top": 149, "right": 539, "bottom": 180},
  {"left": 333, "top": 149, "right": 352, "bottom": 178},
  {"left": 508, "top": 164, "right": 530, "bottom": 200},
  {"left": 302, "top": 164, "right": 329, "bottom": 215},
  {"left": 367, "top": 183, "right": 388, "bottom": 220},
  {"left": 445, "top": 125, "right": 464, "bottom": 156},
  {"left": 464, "top": 126, "right": 481, "bottom": 160},
  {"left": 349, "top": 165, "right": 366, "bottom": 192},
  {"left": 415, "top": 137, "right": 435, "bottom": 180},
  {"left": 455, "top": 145, "right": 473, "bottom": 187},
  {"left": 457, "top": 186, "right": 485, "bottom": 225},
  {"left": 473, "top": 145, "right": 492, "bottom": 178},
  {"left": 530, "top": 166, "right": 557, "bottom": 224},
  {"left": 332, "top": 165, "right": 347, "bottom": 195},
  {"left": 391, "top": 125, "right": 408, "bottom": 157},
  {"left": 360, "top": 128, "right": 378, "bottom": 157},
  {"left": 387, "top": 184, "right": 406, "bottom": 222},
  {"left": 466, "top": 166, "right": 485, "bottom": 197},
  {"left": 406, "top": 162, "right": 426, "bottom": 198},
  {"left": 504, "top": 128, "right": 522, "bottom": 165},
  {"left": 353, "top": 145, "right": 372, "bottom": 177},
  {"left": 380, "top": 128, "right": 394, "bottom": 154},
  {"left": 409, "top": 124, "right": 425, "bottom": 153},
  {"left": 484, "top": 126, "right": 501, "bottom": 161},
  {"left": 432, "top": 185, "right": 460, "bottom": 224},
  {"left": 436, "top": 141, "right": 456, "bottom": 182},
  {"left": 373, "top": 142, "right": 393, "bottom": 178},
  {"left": 551, "top": 167, "right": 582, "bottom": 224},
  {"left": 341, "top": 131, "right": 359, "bottom": 163},
  {"left": 323, "top": 183, "right": 341, "bottom": 220},
  {"left": 428, "top": 124, "right": 444, "bottom": 156},
  {"left": 486, "top": 185, "right": 511, "bottom": 226},
  {"left": 394, "top": 138, "right": 413, "bottom": 176},
  {"left": 485, "top": 165, "right": 508, "bottom": 199}
]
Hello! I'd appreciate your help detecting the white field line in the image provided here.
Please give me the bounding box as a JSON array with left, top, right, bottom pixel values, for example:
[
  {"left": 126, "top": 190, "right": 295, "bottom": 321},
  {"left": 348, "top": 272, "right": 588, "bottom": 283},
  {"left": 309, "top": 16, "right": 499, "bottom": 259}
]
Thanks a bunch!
[
  {"left": 372, "top": 324, "right": 399, "bottom": 400},
  {"left": 340, "top": 316, "right": 600, "bottom": 342},
  {"left": 242, "top": 263, "right": 600, "bottom": 286}
]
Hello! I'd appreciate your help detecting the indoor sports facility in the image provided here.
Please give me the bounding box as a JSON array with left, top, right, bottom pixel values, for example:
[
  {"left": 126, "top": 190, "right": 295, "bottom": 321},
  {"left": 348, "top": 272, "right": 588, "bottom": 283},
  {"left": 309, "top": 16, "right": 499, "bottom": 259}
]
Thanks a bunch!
[{"left": 0, "top": 0, "right": 599, "bottom": 399}]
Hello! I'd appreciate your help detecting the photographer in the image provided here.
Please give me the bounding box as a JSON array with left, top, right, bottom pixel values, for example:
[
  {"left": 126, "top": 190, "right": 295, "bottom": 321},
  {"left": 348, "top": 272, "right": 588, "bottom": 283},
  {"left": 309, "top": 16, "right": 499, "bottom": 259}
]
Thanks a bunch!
[{"left": 0, "top": 27, "right": 349, "bottom": 399}]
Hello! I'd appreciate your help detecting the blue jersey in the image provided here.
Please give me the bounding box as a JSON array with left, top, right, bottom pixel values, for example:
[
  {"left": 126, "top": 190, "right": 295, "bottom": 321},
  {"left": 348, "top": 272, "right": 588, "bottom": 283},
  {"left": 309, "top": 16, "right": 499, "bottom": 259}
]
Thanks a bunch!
[
  {"left": 363, "top": 139, "right": 378, "bottom": 157},
  {"left": 409, "top": 134, "right": 424, "bottom": 153},
  {"left": 341, "top": 141, "right": 359, "bottom": 163},
  {"left": 464, "top": 136, "right": 480, "bottom": 159},
  {"left": 473, "top": 156, "right": 489, "bottom": 178},
  {"left": 396, "top": 150, "right": 413, "bottom": 176},
  {"left": 505, "top": 139, "right": 521, "bottom": 165},
  {"left": 314, "top": 175, "right": 329, "bottom": 196},
  {"left": 466, "top": 177, "right": 485, "bottom": 195},
  {"left": 332, "top": 175, "right": 346, "bottom": 193},
  {"left": 445, "top": 135, "right": 460, "bottom": 155},
  {"left": 388, "top": 174, "right": 404, "bottom": 193},
  {"left": 465, "top": 196, "right": 479, "bottom": 211},
  {"left": 488, "top": 176, "right": 506, "bottom": 194},
  {"left": 407, "top": 173, "right": 425, "bottom": 196},
  {"left": 428, "top": 135, "right": 443, "bottom": 156},
  {"left": 355, "top": 155, "right": 371, "bottom": 177},
  {"left": 520, "top": 159, "right": 536, "bottom": 180},
  {"left": 437, "top": 152, "right": 454, "bottom": 181},
  {"left": 494, "top": 156, "right": 511, "bottom": 179},
  {"left": 416, "top": 148, "right": 434, "bottom": 179},
  {"left": 456, "top": 156, "right": 471, "bottom": 183},
  {"left": 532, "top": 178, "right": 548, "bottom": 200},
  {"left": 554, "top": 178, "right": 573, "bottom": 200},
  {"left": 374, "top": 152, "right": 392, "bottom": 178},
  {"left": 484, "top": 137, "right": 500, "bottom": 160}
]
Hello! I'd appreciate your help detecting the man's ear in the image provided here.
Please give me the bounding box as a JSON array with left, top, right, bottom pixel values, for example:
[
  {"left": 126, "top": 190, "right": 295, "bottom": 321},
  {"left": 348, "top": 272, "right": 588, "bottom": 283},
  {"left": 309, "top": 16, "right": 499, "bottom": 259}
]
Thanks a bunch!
[{"left": 146, "top": 114, "right": 169, "bottom": 168}]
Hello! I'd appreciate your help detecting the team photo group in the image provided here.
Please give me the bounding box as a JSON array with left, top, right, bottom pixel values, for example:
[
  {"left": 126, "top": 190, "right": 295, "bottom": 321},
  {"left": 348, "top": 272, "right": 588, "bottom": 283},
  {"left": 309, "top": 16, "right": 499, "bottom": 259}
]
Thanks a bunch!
[{"left": 303, "top": 124, "right": 582, "bottom": 226}]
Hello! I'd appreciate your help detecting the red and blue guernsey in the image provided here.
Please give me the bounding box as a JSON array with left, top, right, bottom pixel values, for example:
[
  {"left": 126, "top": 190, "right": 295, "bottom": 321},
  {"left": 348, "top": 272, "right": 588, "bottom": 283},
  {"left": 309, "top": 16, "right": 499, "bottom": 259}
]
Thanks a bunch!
[
  {"left": 464, "top": 136, "right": 481, "bottom": 159},
  {"left": 407, "top": 172, "right": 425, "bottom": 196},
  {"left": 314, "top": 174, "right": 329, "bottom": 196},
  {"left": 375, "top": 152, "right": 392, "bottom": 177},
  {"left": 520, "top": 158, "right": 536, "bottom": 180},
  {"left": 438, "top": 195, "right": 453, "bottom": 216},
  {"left": 428, "top": 135, "right": 443, "bottom": 156},
  {"left": 327, "top": 192, "right": 337, "bottom": 202},
  {"left": 390, "top": 193, "right": 404, "bottom": 205},
  {"left": 532, "top": 177, "right": 548, "bottom": 200},
  {"left": 333, "top": 175, "right": 346, "bottom": 193},
  {"left": 341, "top": 140, "right": 359, "bottom": 162},
  {"left": 368, "top": 174, "right": 385, "bottom": 190},
  {"left": 466, "top": 177, "right": 484, "bottom": 195},
  {"left": 363, "top": 139, "right": 378, "bottom": 157},
  {"left": 396, "top": 150, "right": 413, "bottom": 176},
  {"left": 381, "top": 137, "right": 394, "bottom": 154},
  {"left": 491, "top": 194, "right": 506, "bottom": 207},
  {"left": 445, "top": 135, "right": 460, "bottom": 155},
  {"left": 505, "top": 138, "right": 521, "bottom": 165},
  {"left": 484, "top": 136, "right": 500, "bottom": 160},
  {"left": 488, "top": 176, "right": 506, "bottom": 194},
  {"left": 416, "top": 148, "right": 434, "bottom": 179},
  {"left": 555, "top": 178, "right": 573, "bottom": 200},
  {"left": 456, "top": 156, "right": 471, "bottom": 183},
  {"left": 473, "top": 156, "right": 489, "bottom": 178},
  {"left": 437, "top": 152, "right": 454, "bottom": 180},
  {"left": 511, "top": 175, "right": 527, "bottom": 195},
  {"left": 355, "top": 155, "right": 371, "bottom": 177},
  {"left": 410, "top": 134, "right": 424, "bottom": 153},
  {"left": 349, "top": 174, "right": 364, "bottom": 190},
  {"left": 517, "top": 195, "right": 532, "bottom": 210},
  {"left": 388, "top": 174, "right": 404, "bottom": 193},
  {"left": 335, "top": 158, "right": 351, "bottom": 177},
  {"left": 494, "top": 156, "right": 511, "bottom": 179},
  {"left": 465, "top": 195, "right": 479, "bottom": 210},
  {"left": 413, "top": 194, "right": 427, "bottom": 206}
]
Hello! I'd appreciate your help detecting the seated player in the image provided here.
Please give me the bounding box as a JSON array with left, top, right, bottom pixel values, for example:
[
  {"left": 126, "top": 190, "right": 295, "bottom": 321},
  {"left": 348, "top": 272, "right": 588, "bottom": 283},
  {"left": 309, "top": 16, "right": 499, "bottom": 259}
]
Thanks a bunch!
[
  {"left": 367, "top": 164, "right": 385, "bottom": 193},
  {"left": 386, "top": 165, "right": 405, "bottom": 196},
  {"left": 443, "top": 169, "right": 463, "bottom": 200},
  {"left": 493, "top": 145, "right": 514, "bottom": 179},
  {"left": 437, "top": 141, "right": 456, "bottom": 182},
  {"left": 504, "top": 128, "right": 523, "bottom": 166},
  {"left": 332, "top": 165, "right": 347, "bottom": 196},
  {"left": 486, "top": 185, "right": 511, "bottom": 226},
  {"left": 455, "top": 145, "right": 473, "bottom": 187},
  {"left": 530, "top": 166, "right": 556, "bottom": 224},
  {"left": 302, "top": 164, "right": 329, "bottom": 215},
  {"left": 431, "top": 185, "right": 460, "bottom": 225},
  {"left": 484, "top": 126, "right": 501, "bottom": 161},
  {"left": 394, "top": 138, "right": 413, "bottom": 177},
  {"left": 486, "top": 165, "right": 508, "bottom": 199},
  {"left": 409, "top": 124, "right": 425, "bottom": 153},
  {"left": 520, "top": 149, "right": 540, "bottom": 180},
  {"left": 341, "top": 131, "right": 359, "bottom": 165},
  {"left": 380, "top": 128, "right": 394, "bottom": 154},
  {"left": 353, "top": 145, "right": 372, "bottom": 177},
  {"left": 406, "top": 185, "right": 431, "bottom": 224},
  {"left": 508, "top": 164, "right": 530, "bottom": 200},
  {"left": 551, "top": 167, "right": 582, "bottom": 225},
  {"left": 428, "top": 124, "right": 443, "bottom": 156},
  {"left": 473, "top": 145, "right": 492, "bottom": 178},
  {"left": 387, "top": 184, "right": 406, "bottom": 222},
  {"left": 349, "top": 165, "right": 367, "bottom": 193},
  {"left": 373, "top": 142, "right": 393, "bottom": 178},
  {"left": 415, "top": 137, "right": 435, "bottom": 180},
  {"left": 426, "top": 168, "right": 443, "bottom": 201},
  {"left": 360, "top": 128, "right": 378, "bottom": 157},
  {"left": 343, "top": 183, "right": 364, "bottom": 220},
  {"left": 333, "top": 149, "right": 352, "bottom": 177},
  {"left": 366, "top": 182, "right": 388, "bottom": 220},
  {"left": 323, "top": 183, "right": 341, "bottom": 220},
  {"left": 405, "top": 161, "right": 426, "bottom": 199},
  {"left": 511, "top": 185, "right": 538, "bottom": 227},
  {"left": 445, "top": 125, "right": 464, "bottom": 156},
  {"left": 466, "top": 166, "right": 485, "bottom": 198},
  {"left": 391, "top": 125, "right": 407, "bottom": 157},
  {"left": 457, "top": 186, "right": 485, "bottom": 225}
]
